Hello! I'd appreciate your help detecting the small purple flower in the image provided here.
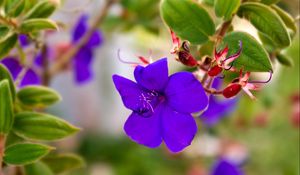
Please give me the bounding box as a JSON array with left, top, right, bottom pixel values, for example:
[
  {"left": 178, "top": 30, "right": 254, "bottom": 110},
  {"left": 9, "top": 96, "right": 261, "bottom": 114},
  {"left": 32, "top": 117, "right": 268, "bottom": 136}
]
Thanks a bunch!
[
  {"left": 18, "top": 34, "right": 30, "bottom": 47},
  {"left": 113, "top": 58, "right": 208, "bottom": 152},
  {"left": 201, "top": 79, "right": 237, "bottom": 126},
  {"left": 211, "top": 159, "right": 244, "bottom": 175},
  {"left": 71, "top": 15, "right": 103, "bottom": 84},
  {"left": 1, "top": 57, "right": 40, "bottom": 87}
]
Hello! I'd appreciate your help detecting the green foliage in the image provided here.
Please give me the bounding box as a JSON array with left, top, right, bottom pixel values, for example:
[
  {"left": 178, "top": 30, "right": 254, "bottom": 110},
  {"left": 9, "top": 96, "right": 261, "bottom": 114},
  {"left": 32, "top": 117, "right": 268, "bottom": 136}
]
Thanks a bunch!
[
  {"left": 260, "top": 0, "right": 280, "bottom": 5},
  {"left": 271, "top": 5, "right": 297, "bottom": 34},
  {"left": 24, "top": 0, "right": 57, "bottom": 19},
  {"left": 43, "top": 154, "right": 85, "bottom": 174},
  {"left": 17, "top": 85, "right": 61, "bottom": 108},
  {"left": 13, "top": 112, "right": 80, "bottom": 141},
  {"left": 276, "top": 53, "right": 293, "bottom": 67},
  {"left": 160, "top": 0, "right": 215, "bottom": 44},
  {"left": 20, "top": 19, "right": 58, "bottom": 33},
  {"left": 4, "top": 0, "right": 26, "bottom": 17},
  {"left": 0, "top": 33, "right": 17, "bottom": 59},
  {"left": 0, "top": 80, "right": 14, "bottom": 134},
  {"left": 0, "top": 64, "right": 16, "bottom": 99},
  {"left": 238, "top": 2, "right": 291, "bottom": 48},
  {"left": 214, "top": 0, "right": 240, "bottom": 20},
  {"left": 223, "top": 31, "right": 272, "bottom": 72},
  {"left": 4, "top": 143, "right": 53, "bottom": 165},
  {"left": 0, "top": 26, "right": 10, "bottom": 41},
  {"left": 25, "top": 162, "right": 54, "bottom": 175}
]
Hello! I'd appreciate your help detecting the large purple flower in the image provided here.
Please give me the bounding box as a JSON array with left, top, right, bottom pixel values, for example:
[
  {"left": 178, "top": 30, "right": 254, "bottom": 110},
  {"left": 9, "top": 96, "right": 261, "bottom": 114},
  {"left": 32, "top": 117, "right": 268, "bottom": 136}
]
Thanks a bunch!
[
  {"left": 72, "top": 15, "right": 103, "bottom": 83},
  {"left": 201, "top": 79, "right": 237, "bottom": 126},
  {"left": 1, "top": 57, "right": 40, "bottom": 87},
  {"left": 113, "top": 58, "right": 208, "bottom": 152},
  {"left": 211, "top": 159, "right": 244, "bottom": 175}
]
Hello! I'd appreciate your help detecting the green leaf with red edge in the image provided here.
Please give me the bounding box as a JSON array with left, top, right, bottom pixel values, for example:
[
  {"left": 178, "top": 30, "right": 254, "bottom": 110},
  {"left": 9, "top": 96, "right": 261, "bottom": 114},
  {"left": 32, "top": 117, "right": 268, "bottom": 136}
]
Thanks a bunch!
[
  {"left": 160, "top": 0, "right": 215, "bottom": 44},
  {"left": 238, "top": 2, "right": 291, "bottom": 48},
  {"left": 223, "top": 31, "right": 273, "bottom": 72}
]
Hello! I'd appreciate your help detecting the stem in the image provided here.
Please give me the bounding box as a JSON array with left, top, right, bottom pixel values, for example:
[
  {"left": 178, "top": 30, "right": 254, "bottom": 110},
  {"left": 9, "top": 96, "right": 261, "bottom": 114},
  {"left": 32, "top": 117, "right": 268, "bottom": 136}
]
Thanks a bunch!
[
  {"left": 204, "top": 87, "right": 223, "bottom": 95},
  {"left": 49, "top": 0, "right": 116, "bottom": 76},
  {"left": 217, "top": 19, "right": 232, "bottom": 38},
  {"left": 0, "top": 15, "right": 17, "bottom": 28},
  {"left": 41, "top": 45, "right": 50, "bottom": 86},
  {"left": 0, "top": 134, "right": 6, "bottom": 175}
]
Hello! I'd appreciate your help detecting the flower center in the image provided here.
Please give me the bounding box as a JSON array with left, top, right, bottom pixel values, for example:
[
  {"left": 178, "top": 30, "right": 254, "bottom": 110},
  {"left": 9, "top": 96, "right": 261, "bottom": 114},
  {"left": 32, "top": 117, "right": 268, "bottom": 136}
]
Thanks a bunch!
[{"left": 137, "top": 90, "right": 162, "bottom": 117}]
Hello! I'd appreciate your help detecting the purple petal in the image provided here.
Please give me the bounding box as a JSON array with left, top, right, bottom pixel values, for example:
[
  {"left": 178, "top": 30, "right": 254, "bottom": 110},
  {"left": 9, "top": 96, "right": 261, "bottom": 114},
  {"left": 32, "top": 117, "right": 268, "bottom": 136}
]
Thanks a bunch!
[
  {"left": 1, "top": 57, "right": 22, "bottom": 79},
  {"left": 212, "top": 78, "right": 222, "bottom": 89},
  {"left": 164, "top": 72, "right": 208, "bottom": 113},
  {"left": 19, "top": 34, "right": 30, "bottom": 47},
  {"left": 201, "top": 96, "right": 237, "bottom": 126},
  {"left": 73, "top": 48, "right": 93, "bottom": 83},
  {"left": 86, "top": 31, "right": 103, "bottom": 48},
  {"left": 211, "top": 159, "right": 244, "bottom": 175},
  {"left": 162, "top": 105, "right": 197, "bottom": 153},
  {"left": 112, "top": 74, "right": 147, "bottom": 111},
  {"left": 124, "top": 104, "right": 163, "bottom": 148},
  {"left": 20, "top": 69, "right": 41, "bottom": 87},
  {"left": 72, "top": 15, "right": 88, "bottom": 42},
  {"left": 134, "top": 58, "right": 168, "bottom": 92}
]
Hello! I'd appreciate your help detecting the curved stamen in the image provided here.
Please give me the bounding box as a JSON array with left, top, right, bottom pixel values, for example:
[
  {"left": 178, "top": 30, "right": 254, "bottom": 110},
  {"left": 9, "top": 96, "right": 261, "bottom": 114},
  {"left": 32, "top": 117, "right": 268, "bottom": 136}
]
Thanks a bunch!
[
  {"left": 224, "top": 61, "right": 234, "bottom": 71},
  {"left": 223, "top": 40, "right": 242, "bottom": 63},
  {"left": 117, "top": 49, "right": 141, "bottom": 65},
  {"left": 248, "top": 71, "right": 273, "bottom": 84}
]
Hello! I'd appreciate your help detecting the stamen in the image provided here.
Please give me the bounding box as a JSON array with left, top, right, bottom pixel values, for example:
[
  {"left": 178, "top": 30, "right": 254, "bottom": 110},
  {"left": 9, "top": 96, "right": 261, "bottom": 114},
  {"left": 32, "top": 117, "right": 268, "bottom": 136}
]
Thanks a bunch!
[
  {"left": 223, "top": 40, "right": 242, "bottom": 63},
  {"left": 248, "top": 71, "right": 273, "bottom": 84},
  {"left": 224, "top": 61, "right": 234, "bottom": 71}
]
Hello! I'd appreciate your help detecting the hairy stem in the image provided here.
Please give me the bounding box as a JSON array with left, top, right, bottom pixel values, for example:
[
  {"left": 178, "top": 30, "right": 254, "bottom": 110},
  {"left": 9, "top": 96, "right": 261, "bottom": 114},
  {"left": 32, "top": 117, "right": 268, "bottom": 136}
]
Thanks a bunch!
[{"left": 49, "top": 0, "right": 116, "bottom": 76}]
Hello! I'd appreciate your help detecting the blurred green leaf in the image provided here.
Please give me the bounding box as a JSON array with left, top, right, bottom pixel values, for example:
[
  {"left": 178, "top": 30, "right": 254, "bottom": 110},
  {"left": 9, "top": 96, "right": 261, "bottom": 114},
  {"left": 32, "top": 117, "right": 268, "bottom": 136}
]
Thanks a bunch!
[
  {"left": 25, "top": 162, "right": 54, "bottom": 175},
  {"left": 238, "top": 2, "right": 291, "bottom": 48},
  {"left": 271, "top": 5, "right": 297, "bottom": 34},
  {"left": 258, "top": 32, "right": 277, "bottom": 52},
  {"left": 0, "top": 26, "right": 10, "bottom": 42},
  {"left": 223, "top": 31, "right": 272, "bottom": 72},
  {"left": 5, "top": 0, "right": 26, "bottom": 17},
  {"left": 43, "top": 153, "right": 85, "bottom": 174},
  {"left": 17, "top": 85, "right": 61, "bottom": 108},
  {"left": 214, "top": 0, "right": 240, "bottom": 20},
  {"left": 160, "top": 0, "right": 215, "bottom": 44},
  {"left": 276, "top": 53, "right": 293, "bottom": 67},
  {"left": 260, "top": 0, "right": 279, "bottom": 5},
  {"left": 13, "top": 112, "right": 80, "bottom": 141},
  {"left": 0, "top": 64, "right": 16, "bottom": 99},
  {"left": 5, "top": 132, "right": 24, "bottom": 147},
  {"left": 202, "top": 0, "right": 215, "bottom": 6},
  {"left": 24, "top": 0, "right": 57, "bottom": 19},
  {"left": 20, "top": 19, "right": 58, "bottom": 33},
  {"left": 4, "top": 143, "right": 53, "bottom": 165},
  {"left": 0, "top": 33, "right": 17, "bottom": 59},
  {"left": 0, "top": 80, "right": 14, "bottom": 134}
]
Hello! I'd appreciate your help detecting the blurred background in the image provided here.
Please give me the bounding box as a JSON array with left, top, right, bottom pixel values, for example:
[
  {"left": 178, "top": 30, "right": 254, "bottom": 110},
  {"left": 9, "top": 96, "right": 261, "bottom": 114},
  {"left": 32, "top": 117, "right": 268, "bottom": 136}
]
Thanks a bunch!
[{"left": 43, "top": 0, "right": 299, "bottom": 174}]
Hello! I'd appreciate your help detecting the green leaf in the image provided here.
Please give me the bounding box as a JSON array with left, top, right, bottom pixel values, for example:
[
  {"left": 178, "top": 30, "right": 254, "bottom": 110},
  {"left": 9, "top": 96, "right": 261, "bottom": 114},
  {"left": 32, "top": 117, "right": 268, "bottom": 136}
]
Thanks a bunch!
[
  {"left": 214, "top": 0, "right": 240, "bottom": 20},
  {"left": 4, "top": 143, "right": 53, "bottom": 165},
  {"left": 17, "top": 85, "right": 61, "bottom": 108},
  {"left": 25, "top": 162, "right": 54, "bottom": 175},
  {"left": 0, "top": 26, "right": 10, "bottom": 42},
  {"left": 223, "top": 31, "right": 272, "bottom": 72},
  {"left": 13, "top": 112, "right": 80, "bottom": 141},
  {"left": 202, "top": 0, "right": 215, "bottom": 6},
  {"left": 20, "top": 19, "right": 58, "bottom": 33},
  {"left": 5, "top": 0, "right": 26, "bottom": 17},
  {"left": 276, "top": 53, "right": 293, "bottom": 67},
  {"left": 5, "top": 132, "right": 25, "bottom": 147},
  {"left": 24, "top": 0, "right": 58, "bottom": 19},
  {"left": 0, "top": 33, "right": 18, "bottom": 59},
  {"left": 43, "top": 154, "right": 85, "bottom": 174},
  {"left": 258, "top": 32, "right": 276, "bottom": 52},
  {"left": 271, "top": 5, "right": 297, "bottom": 34},
  {"left": 160, "top": 0, "right": 215, "bottom": 44},
  {"left": 0, "top": 80, "right": 14, "bottom": 134},
  {"left": 238, "top": 2, "right": 291, "bottom": 48},
  {"left": 0, "top": 64, "right": 16, "bottom": 99},
  {"left": 260, "top": 0, "right": 279, "bottom": 5}
]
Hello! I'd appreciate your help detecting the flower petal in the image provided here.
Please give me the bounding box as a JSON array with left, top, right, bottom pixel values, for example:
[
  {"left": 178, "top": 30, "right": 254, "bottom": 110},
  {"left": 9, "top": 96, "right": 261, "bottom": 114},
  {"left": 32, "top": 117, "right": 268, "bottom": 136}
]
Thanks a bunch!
[
  {"left": 211, "top": 159, "right": 244, "bottom": 175},
  {"left": 201, "top": 96, "right": 237, "bottom": 126},
  {"left": 134, "top": 58, "right": 168, "bottom": 92},
  {"left": 86, "top": 31, "right": 103, "bottom": 48},
  {"left": 20, "top": 69, "right": 41, "bottom": 87},
  {"left": 19, "top": 34, "right": 30, "bottom": 47},
  {"left": 72, "top": 15, "right": 88, "bottom": 42},
  {"left": 124, "top": 105, "right": 163, "bottom": 148},
  {"left": 162, "top": 105, "right": 197, "bottom": 153},
  {"left": 73, "top": 48, "right": 93, "bottom": 83},
  {"left": 112, "top": 74, "right": 147, "bottom": 111},
  {"left": 1, "top": 57, "right": 22, "bottom": 79},
  {"left": 165, "top": 72, "right": 208, "bottom": 113}
]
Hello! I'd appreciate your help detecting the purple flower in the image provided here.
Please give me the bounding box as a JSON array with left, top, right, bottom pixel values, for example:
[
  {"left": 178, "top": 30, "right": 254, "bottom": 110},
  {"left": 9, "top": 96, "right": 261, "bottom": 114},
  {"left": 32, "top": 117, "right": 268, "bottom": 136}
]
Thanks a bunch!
[
  {"left": 201, "top": 79, "right": 237, "bottom": 126},
  {"left": 1, "top": 57, "right": 40, "bottom": 87},
  {"left": 19, "top": 34, "right": 30, "bottom": 47},
  {"left": 211, "top": 159, "right": 244, "bottom": 175},
  {"left": 112, "top": 58, "right": 208, "bottom": 152},
  {"left": 71, "top": 15, "right": 103, "bottom": 84}
]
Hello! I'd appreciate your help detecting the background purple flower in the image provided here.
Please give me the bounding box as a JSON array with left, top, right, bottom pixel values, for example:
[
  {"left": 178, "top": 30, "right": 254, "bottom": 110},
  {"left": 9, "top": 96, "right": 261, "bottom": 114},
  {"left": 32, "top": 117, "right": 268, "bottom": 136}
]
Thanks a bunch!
[
  {"left": 1, "top": 57, "right": 40, "bottom": 87},
  {"left": 72, "top": 14, "right": 103, "bottom": 84},
  {"left": 113, "top": 58, "right": 208, "bottom": 152},
  {"left": 18, "top": 34, "right": 30, "bottom": 47},
  {"left": 201, "top": 79, "right": 238, "bottom": 126},
  {"left": 211, "top": 159, "right": 244, "bottom": 175}
]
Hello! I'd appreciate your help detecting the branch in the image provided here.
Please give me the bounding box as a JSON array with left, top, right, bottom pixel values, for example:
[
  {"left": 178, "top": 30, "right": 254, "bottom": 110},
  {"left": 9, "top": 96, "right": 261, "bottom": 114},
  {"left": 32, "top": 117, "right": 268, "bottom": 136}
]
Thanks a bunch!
[{"left": 49, "top": 0, "right": 116, "bottom": 76}]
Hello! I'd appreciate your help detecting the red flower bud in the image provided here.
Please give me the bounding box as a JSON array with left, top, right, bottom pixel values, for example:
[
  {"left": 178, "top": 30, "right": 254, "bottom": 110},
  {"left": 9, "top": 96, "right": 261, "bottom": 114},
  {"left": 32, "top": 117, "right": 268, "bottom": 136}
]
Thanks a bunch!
[
  {"left": 223, "top": 83, "right": 242, "bottom": 98},
  {"left": 178, "top": 51, "right": 198, "bottom": 67},
  {"left": 208, "top": 65, "right": 223, "bottom": 76}
]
